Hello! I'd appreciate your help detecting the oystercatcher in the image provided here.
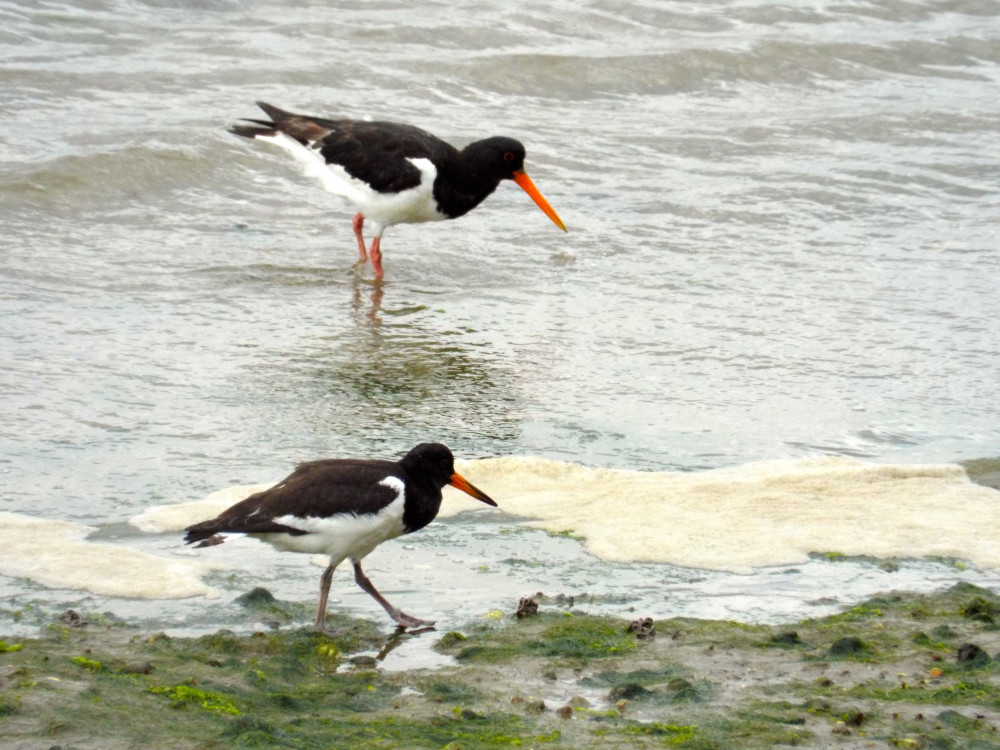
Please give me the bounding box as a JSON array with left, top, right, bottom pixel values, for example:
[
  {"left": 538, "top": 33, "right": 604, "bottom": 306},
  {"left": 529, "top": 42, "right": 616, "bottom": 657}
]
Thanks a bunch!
[
  {"left": 229, "top": 102, "right": 567, "bottom": 279},
  {"left": 183, "top": 443, "right": 497, "bottom": 632}
]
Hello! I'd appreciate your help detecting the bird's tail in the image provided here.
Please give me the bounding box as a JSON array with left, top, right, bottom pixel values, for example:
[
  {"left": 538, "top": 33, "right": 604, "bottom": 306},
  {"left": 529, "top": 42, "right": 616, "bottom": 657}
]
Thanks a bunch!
[
  {"left": 228, "top": 101, "right": 297, "bottom": 138},
  {"left": 229, "top": 120, "right": 277, "bottom": 139},
  {"left": 183, "top": 522, "right": 227, "bottom": 548},
  {"left": 228, "top": 102, "right": 333, "bottom": 145}
]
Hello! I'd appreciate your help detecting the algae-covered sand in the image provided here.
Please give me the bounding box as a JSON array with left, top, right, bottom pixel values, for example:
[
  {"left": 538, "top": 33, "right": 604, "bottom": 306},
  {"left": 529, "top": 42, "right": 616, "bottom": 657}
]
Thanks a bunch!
[
  {"left": 3, "top": 461, "right": 1000, "bottom": 748},
  {"left": 3, "top": 583, "right": 1000, "bottom": 749}
]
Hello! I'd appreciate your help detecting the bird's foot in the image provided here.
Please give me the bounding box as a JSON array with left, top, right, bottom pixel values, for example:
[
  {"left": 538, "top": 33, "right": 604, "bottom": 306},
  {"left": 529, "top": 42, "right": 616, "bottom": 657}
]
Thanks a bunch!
[
  {"left": 313, "top": 623, "right": 351, "bottom": 639},
  {"left": 398, "top": 624, "right": 436, "bottom": 636},
  {"left": 393, "top": 612, "right": 436, "bottom": 630}
]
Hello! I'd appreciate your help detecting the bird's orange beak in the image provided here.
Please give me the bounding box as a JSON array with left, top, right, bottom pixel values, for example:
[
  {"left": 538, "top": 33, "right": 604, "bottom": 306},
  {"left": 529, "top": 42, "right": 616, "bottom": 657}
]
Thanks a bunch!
[
  {"left": 512, "top": 170, "right": 567, "bottom": 232},
  {"left": 449, "top": 472, "right": 498, "bottom": 507}
]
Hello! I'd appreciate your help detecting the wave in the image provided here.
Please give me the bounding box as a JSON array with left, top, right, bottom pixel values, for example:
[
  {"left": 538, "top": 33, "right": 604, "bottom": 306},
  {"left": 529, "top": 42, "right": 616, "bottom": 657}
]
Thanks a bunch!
[{"left": 1, "top": 138, "right": 230, "bottom": 213}]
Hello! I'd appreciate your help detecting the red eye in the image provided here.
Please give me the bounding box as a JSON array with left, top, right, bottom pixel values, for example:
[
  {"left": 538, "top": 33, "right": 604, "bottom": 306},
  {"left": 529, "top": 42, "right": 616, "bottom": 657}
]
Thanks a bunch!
[{"left": 503, "top": 151, "right": 515, "bottom": 162}]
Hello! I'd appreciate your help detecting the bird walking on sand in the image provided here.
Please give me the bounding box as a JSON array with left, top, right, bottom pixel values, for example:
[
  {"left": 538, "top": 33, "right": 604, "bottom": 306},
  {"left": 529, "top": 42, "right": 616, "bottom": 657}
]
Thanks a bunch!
[
  {"left": 184, "top": 443, "right": 498, "bottom": 633},
  {"left": 229, "top": 102, "right": 567, "bottom": 279}
]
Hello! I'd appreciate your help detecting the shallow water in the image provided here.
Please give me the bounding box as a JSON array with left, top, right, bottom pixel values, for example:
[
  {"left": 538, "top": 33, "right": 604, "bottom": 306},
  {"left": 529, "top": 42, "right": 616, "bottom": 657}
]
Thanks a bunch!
[{"left": 2, "top": 0, "right": 1000, "bottom": 663}]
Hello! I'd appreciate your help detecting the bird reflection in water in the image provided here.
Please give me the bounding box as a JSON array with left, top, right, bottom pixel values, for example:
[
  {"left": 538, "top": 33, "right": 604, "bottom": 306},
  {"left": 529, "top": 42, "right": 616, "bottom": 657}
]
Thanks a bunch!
[
  {"left": 351, "top": 273, "right": 385, "bottom": 325},
  {"left": 375, "top": 626, "right": 435, "bottom": 663}
]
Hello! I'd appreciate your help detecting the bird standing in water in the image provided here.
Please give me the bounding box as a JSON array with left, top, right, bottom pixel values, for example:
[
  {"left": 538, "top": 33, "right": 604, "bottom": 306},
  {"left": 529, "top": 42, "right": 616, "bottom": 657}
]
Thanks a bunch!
[
  {"left": 184, "top": 443, "right": 498, "bottom": 633},
  {"left": 230, "top": 102, "right": 566, "bottom": 279}
]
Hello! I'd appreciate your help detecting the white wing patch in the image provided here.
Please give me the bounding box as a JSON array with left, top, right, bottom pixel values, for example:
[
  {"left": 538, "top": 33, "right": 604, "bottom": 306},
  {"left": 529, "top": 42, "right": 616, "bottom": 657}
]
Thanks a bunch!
[
  {"left": 258, "top": 475, "right": 407, "bottom": 565},
  {"left": 255, "top": 133, "right": 447, "bottom": 230}
]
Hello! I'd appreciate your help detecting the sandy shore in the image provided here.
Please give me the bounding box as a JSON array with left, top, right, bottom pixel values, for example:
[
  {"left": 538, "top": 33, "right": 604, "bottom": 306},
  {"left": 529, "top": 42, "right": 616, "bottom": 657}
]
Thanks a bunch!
[
  {"left": 2, "top": 459, "right": 998, "bottom": 749},
  {"left": 2, "top": 582, "right": 1000, "bottom": 749}
]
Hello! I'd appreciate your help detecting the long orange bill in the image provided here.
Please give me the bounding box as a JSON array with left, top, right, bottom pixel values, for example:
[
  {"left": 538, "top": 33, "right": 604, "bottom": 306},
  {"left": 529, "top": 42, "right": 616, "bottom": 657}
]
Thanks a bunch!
[
  {"left": 512, "top": 170, "right": 567, "bottom": 232},
  {"left": 449, "top": 472, "right": 498, "bottom": 507}
]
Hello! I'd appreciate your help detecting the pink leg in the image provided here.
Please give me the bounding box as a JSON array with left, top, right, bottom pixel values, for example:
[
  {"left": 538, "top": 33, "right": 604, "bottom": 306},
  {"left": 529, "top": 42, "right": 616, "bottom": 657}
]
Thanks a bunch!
[
  {"left": 314, "top": 562, "right": 339, "bottom": 636},
  {"left": 369, "top": 236, "right": 384, "bottom": 280},
  {"left": 352, "top": 213, "right": 367, "bottom": 261},
  {"left": 353, "top": 560, "right": 434, "bottom": 628}
]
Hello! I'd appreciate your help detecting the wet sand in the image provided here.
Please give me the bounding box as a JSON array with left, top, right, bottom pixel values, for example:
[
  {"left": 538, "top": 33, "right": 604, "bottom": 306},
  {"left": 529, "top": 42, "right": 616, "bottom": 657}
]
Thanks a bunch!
[
  {"left": 2, "top": 461, "right": 999, "bottom": 747},
  {"left": 3, "top": 583, "right": 1000, "bottom": 748}
]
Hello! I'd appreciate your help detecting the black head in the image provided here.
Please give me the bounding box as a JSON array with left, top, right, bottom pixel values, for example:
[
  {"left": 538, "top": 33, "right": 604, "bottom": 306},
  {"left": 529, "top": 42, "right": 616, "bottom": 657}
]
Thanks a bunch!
[
  {"left": 399, "top": 443, "right": 498, "bottom": 507},
  {"left": 459, "top": 136, "right": 566, "bottom": 232},
  {"left": 399, "top": 443, "right": 458, "bottom": 488},
  {"left": 463, "top": 136, "right": 527, "bottom": 180}
]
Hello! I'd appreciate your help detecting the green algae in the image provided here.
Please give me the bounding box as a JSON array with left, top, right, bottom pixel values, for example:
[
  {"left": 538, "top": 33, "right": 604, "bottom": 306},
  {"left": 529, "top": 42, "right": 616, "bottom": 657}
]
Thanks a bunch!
[
  {"left": 657, "top": 617, "right": 773, "bottom": 648},
  {"left": 613, "top": 712, "right": 816, "bottom": 749},
  {"left": 216, "top": 710, "right": 555, "bottom": 750},
  {"left": 912, "top": 630, "right": 952, "bottom": 652},
  {"left": 4, "top": 584, "right": 1000, "bottom": 748},
  {"left": 150, "top": 683, "right": 242, "bottom": 715},
  {"left": 963, "top": 596, "right": 1000, "bottom": 625},
  {"left": 962, "top": 456, "right": 1000, "bottom": 491},
  {"left": 442, "top": 613, "right": 639, "bottom": 663},
  {"left": 538, "top": 615, "right": 638, "bottom": 658},
  {"left": 811, "top": 551, "right": 902, "bottom": 572},
  {"left": 764, "top": 630, "right": 804, "bottom": 648},
  {"left": 235, "top": 586, "right": 280, "bottom": 610},
  {"left": 624, "top": 721, "right": 698, "bottom": 740},
  {"left": 827, "top": 635, "right": 872, "bottom": 659},
  {"left": 71, "top": 655, "right": 104, "bottom": 671},
  {"left": 544, "top": 529, "right": 584, "bottom": 541},
  {"left": 422, "top": 678, "right": 486, "bottom": 704},
  {"left": 621, "top": 720, "right": 709, "bottom": 747},
  {"left": 439, "top": 630, "right": 469, "bottom": 648},
  {"left": 830, "top": 679, "right": 1000, "bottom": 709},
  {"left": 580, "top": 667, "right": 708, "bottom": 705}
]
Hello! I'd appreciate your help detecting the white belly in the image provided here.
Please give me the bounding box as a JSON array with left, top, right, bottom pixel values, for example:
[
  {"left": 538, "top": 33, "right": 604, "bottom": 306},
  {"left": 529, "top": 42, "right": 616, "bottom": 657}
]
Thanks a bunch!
[
  {"left": 258, "top": 132, "right": 448, "bottom": 230},
  {"left": 251, "top": 477, "right": 407, "bottom": 564}
]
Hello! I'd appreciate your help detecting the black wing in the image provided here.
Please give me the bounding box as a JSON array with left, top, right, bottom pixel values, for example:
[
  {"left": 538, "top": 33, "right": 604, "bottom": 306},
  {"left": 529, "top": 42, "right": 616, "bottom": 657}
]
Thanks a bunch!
[
  {"left": 183, "top": 459, "right": 403, "bottom": 546},
  {"left": 316, "top": 119, "right": 458, "bottom": 193},
  {"left": 241, "top": 102, "right": 459, "bottom": 194}
]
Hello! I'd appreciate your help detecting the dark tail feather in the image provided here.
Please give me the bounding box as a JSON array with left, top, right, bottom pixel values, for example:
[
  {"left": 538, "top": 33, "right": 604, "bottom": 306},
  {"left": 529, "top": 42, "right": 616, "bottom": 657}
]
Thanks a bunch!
[
  {"left": 228, "top": 104, "right": 289, "bottom": 139},
  {"left": 232, "top": 102, "right": 335, "bottom": 145},
  {"left": 229, "top": 120, "right": 277, "bottom": 139},
  {"left": 184, "top": 517, "right": 309, "bottom": 546},
  {"left": 256, "top": 101, "right": 296, "bottom": 123},
  {"left": 228, "top": 105, "right": 304, "bottom": 140},
  {"left": 184, "top": 523, "right": 226, "bottom": 546},
  {"left": 194, "top": 534, "right": 226, "bottom": 548}
]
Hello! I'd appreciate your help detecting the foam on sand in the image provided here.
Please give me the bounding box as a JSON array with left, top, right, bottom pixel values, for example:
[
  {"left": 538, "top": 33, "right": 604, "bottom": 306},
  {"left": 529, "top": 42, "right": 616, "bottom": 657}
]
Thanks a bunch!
[
  {"left": 131, "top": 456, "right": 1000, "bottom": 575},
  {"left": 444, "top": 455, "right": 1000, "bottom": 573},
  {"left": 0, "top": 511, "right": 218, "bottom": 599},
  {"left": 131, "top": 484, "right": 270, "bottom": 534}
]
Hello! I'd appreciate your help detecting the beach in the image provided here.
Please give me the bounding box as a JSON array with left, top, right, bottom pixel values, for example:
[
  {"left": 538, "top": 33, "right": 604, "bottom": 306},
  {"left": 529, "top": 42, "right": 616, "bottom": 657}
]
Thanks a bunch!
[
  {"left": 3, "top": 463, "right": 999, "bottom": 747},
  {"left": 3, "top": 0, "right": 1000, "bottom": 745},
  {"left": 4, "top": 580, "right": 1000, "bottom": 748}
]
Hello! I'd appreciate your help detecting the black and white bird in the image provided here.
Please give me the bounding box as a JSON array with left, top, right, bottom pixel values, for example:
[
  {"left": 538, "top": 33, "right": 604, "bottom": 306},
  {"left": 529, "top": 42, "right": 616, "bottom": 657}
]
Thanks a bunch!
[
  {"left": 183, "top": 443, "right": 497, "bottom": 632},
  {"left": 229, "top": 102, "right": 567, "bottom": 279}
]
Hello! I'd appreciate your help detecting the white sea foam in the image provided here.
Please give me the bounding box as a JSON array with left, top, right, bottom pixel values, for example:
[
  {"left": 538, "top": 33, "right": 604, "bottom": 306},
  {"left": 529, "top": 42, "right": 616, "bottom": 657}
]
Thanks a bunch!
[
  {"left": 131, "top": 484, "right": 271, "bottom": 533},
  {"left": 0, "top": 512, "right": 218, "bottom": 599},
  {"left": 443, "top": 455, "right": 1000, "bottom": 573},
  {"left": 132, "top": 456, "right": 1000, "bottom": 574}
]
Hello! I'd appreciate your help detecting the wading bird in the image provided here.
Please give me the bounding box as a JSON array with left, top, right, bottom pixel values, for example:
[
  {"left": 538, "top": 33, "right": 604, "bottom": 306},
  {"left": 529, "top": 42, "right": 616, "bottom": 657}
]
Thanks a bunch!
[
  {"left": 230, "top": 102, "right": 566, "bottom": 279},
  {"left": 184, "top": 443, "right": 497, "bottom": 632}
]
